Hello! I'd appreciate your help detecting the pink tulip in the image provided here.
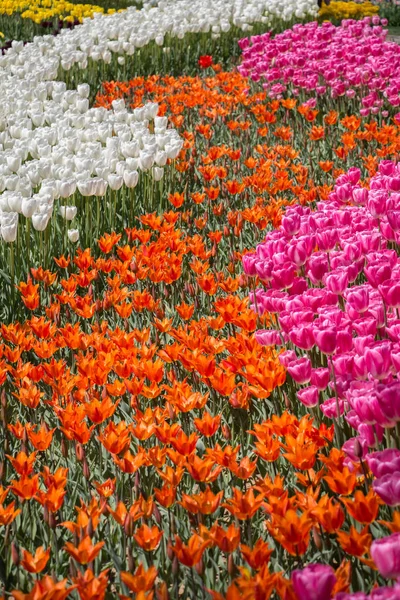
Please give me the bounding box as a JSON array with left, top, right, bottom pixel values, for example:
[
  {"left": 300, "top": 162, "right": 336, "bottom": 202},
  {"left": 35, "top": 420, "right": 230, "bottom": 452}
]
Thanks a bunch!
[
  {"left": 325, "top": 269, "right": 349, "bottom": 295},
  {"left": 255, "top": 330, "right": 282, "bottom": 346},
  {"left": 365, "top": 343, "right": 392, "bottom": 380},
  {"left": 367, "top": 449, "right": 400, "bottom": 478},
  {"left": 292, "top": 564, "right": 336, "bottom": 600},
  {"left": 297, "top": 386, "right": 319, "bottom": 408},
  {"left": 288, "top": 326, "right": 315, "bottom": 351},
  {"left": 321, "top": 397, "right": 345, "bottom": 418},
  {"left": 373, "top": 474, "right": 400, "bottom": 506},
  {"left": 376, "top": 382, "right": 400, "bottom": 421},
  {"left": 371, "top": 533, "right": 400, "bottom": 579},
  {"left": 278, "top": 350, "right": 297, "bottom": 368},
  {"left": 346, "top": 287, "right": 370, "bottom": 313},
  {"left": 287, "top": 357, "right": 312, "bottom": 384},
  {"left": 314, "top": 328, "right": 337, "bottom": 355},
  {"left": 311, "top": 367, "right": 330, "bottom": 391},
  {"left": 379, "top": 280, "right": 400, "bottom": 308}
]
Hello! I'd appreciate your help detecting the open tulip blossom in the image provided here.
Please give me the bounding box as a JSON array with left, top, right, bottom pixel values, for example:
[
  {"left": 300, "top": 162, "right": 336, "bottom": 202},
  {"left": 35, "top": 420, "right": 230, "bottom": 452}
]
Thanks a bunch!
[{"left": 2, "top": 0, "right": 400, "bottom": 598}]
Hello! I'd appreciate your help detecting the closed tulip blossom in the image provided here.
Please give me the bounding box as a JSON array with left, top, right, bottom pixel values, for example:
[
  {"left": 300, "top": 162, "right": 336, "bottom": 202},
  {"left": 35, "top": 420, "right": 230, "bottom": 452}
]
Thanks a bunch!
[
  {"left": 292, "top": 564, "right": 336, "bottom": 600},
  {"left": 287, "top": 357, "right": 312, "bottom": 384},
  {"left": 314, "top": 328, "right": 337, "bottom": 355},
  {"left": 297, "top": 385, "right": 319, "bottom": 408},
  {"left": 371, "top": 533, "right": 400, "bottom": 579},
  {"left": 366, "top": 449, "right": 400, "bottom": 478},
  {"left": 372, "top": 473, "right": 400, "bottom": 506}
]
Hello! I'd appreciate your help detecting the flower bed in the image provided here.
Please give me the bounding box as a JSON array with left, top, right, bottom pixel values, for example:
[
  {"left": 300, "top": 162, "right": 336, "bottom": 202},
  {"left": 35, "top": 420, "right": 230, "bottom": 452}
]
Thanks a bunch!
[
  {"left": 238, "top": 17, "right": 400, "bottom": 114},
  {"left": 1, "top": 2, "right": 400, "bottom": 598}
]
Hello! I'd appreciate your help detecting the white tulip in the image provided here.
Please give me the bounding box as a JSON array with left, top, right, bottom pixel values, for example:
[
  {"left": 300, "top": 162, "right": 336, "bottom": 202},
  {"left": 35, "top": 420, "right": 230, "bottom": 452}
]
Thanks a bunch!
[
  {"left": 8, "top": 193, "right": 23, "bottom": 213},
  {"left": 93, "top": 178, "right": 108, "bottom": 196},
  {"left": 123, "top": 170, "right": 139, "bottom": 189},
  {"left": 21, "top": 197, "right": 37, "bottom": 218},
  {"left": 139, "top": 152, "right": 154, "bottom": 171},
  {"left": 68, "top": 228, "right": 80, "bottom": 242},
  {"left": 77, "top": 84, "right": 90, "bottom": 98},
  {"left": 108, "top": 173, "right": 123, "bottom": 191},
  {"left": 1, "top": 212, "right": 18, "bottom": 242},
  {"left": 32, "top": 212, "right": 50, "bottom": 231},
  {"left": 78, "top": 179, "right": 95, "bottom": 196},
  {"left": 153, "top": 167, "right": 164, "bottom": 181},
  {"left": 59, "top": 205, "right": 77, "bottom": 220}
]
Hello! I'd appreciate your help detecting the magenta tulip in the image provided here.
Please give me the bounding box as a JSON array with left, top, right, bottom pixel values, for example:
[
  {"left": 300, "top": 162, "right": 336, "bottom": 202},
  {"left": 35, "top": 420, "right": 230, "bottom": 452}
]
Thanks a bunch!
[
  {"left": 297, "top": 385, "right": 319, "bottom": 408},
  {"left": 315, "top": 328, "right": 337, "bottom": 355},
  {"left": 366, "top": 449, "right": 400, "bottom": 478},
  {"left": 373, "top": 473, "right": 400, "bottom": 506},
  {"left": 371, "top": 533, "right": 400, "bottom": 579},
  {"left": 292, "top": 564, "right": 336, "bottom": 600},
  {"left": 287, "top": 357, "right": 312, "bottom": 385}
]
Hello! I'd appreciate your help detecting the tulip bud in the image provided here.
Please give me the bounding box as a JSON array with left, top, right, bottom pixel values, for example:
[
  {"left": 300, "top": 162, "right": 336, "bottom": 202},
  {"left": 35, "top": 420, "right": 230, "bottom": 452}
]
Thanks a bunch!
[
  {"left": 228, "top": 554, "right": 236, "bottom": 578},
  {"left": 134, "top": 472, "right": 140, "bottom": 497},
  {"left": 167, "top": 540, "right": 174, "bottom": 561},
  {"left": 156, "top": 582, "right": 169, "bottom": 600},
  {"left": 11, "top": 542, "right": 20, "bottom": 567},
  {"left": 87, "top": 517, "right": 94, "bottom": 538},
  {"left": 221, "top": 425, "right": 231, "bottom": 440},
  {"left": 172, "top": 556, "right": 179, "bottom": 576},
  {"left": 1, "top": 389, "right": 6, "bottom": 409},
  {"left": 195, "top": 557, "right": 204, "bottom": 576},
  {"left": 312, "top": 526, "right": 323, "bottom": 551},
  {"left": 153, "top": 504, "right": 162, "bottom": 526},
  {"left": 83, "top": 457, "right": 90, "bottom": 480},
  {"left": 75, "top": 442, "right": 84, "bottom": 462},
  {"left": 171, "top": 517, "right": 176, "bottom": 535},
  {"left": 124, "top": 513, "right": 135, "bottom": 537},
  {"left": 353, "top": 437, "right": 364, "bottom": 460},
  {"left": 49, "top": 511, "right": 57, "bottom": 529},
  {"left": 69, "top": 557, "right": 78, "bottom": 579}
]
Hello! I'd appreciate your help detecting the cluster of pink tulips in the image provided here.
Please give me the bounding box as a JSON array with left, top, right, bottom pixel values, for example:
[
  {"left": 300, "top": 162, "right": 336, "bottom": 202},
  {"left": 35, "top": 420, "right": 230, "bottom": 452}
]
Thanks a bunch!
[
  {"left": 243, "top": 159, "right": 400, "bottom": 593},
  {"left": 293, "top": 561, "right": 400, "bottom": 600},
  {"left": 238, "top": 17, "right": 400, "bottom": 114}
]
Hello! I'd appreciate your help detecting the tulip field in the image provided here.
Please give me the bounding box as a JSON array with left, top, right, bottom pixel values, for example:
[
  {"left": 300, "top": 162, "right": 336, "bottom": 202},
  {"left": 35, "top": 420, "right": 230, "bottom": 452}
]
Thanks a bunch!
[{"left": 2, "top": 0, "right": 400, "bottom": 598}]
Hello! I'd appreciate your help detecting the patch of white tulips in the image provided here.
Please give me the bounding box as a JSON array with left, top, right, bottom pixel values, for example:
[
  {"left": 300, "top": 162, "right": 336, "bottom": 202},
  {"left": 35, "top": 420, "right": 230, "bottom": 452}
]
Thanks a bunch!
[
  {"left": 0, "top": 84, "right": 182, "bottom": 243},
  {"left": 0, "top": 0, "right": 318, "bottom": 245}
]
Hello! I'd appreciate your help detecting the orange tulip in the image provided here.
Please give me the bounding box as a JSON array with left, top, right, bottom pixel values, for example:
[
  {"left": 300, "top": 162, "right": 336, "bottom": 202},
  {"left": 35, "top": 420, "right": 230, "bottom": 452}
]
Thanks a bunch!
[
  {"left": 336, "top": 526, "right": 372, "bottom": 558},
  {"left": 267, "top": 509, "right": 313, "bottom": 556},
  {"left": 324, "top": 466, "right": 356, "bottom": 496},
  {"left": 73, "top": 568, "right": 109, "bottom": 600},
  {"left": 341, "top": 489, "right": 381, "bottom": 525},
  {"left": 171, "top": 533, "right": 211, "bottom": 567},
  {"left": 241, "top": 538, "right": 273, "bottom": 570},
  {"left": 223, "top": 487, "right": 264, "bottom": 520},
  {"left": 133, "top": 524, "right": 163, "bottom": 551},
  {"left": 121, "top": 564, "right": 157, "bottom": 593},
  {"left": 180, "top": 487, "right": 223, "bottom": 515},
  {"left": 209, "top": 523, "right": 241, "bottom": 553},
  {"left": 194, "top": 412, "right": 221, "bottom": 437},
  {"left": 0, "top": 501, "right": 21, "bottom": 526},
  {"left": 11, "top": 575, "right": 73, "bottom": 600},
  {"left": 21, "top": 546, "right": 50, "bottom": 574},
  {"left": 6, "top": 451, "right": 37, "bottom": 477},
  {"left": 154, "top": 484, "right": 176, "bottom": 509},
  {"left": 64, "top": 536, "right": 104, "bottom": 565},
  {"left": 9, "top": 475, "right": 40, "bottom": 501}
]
